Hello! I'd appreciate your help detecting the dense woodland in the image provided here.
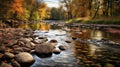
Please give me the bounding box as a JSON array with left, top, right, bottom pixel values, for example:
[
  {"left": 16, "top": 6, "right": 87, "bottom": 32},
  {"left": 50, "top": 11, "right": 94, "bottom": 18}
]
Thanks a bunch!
[
  {"left": 60, "top": 0, "right": 120, "bottom": 19},
  {"left": 0, "top": 0, "right": 50, "bottom": 21},
  {"left": 0, "top": 0, "right": 120, "bottom": 21}
]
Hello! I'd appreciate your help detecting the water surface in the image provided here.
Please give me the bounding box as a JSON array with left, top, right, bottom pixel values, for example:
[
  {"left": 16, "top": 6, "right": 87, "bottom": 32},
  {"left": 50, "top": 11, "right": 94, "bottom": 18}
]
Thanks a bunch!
[{"left": 21, "top": 22, "right": 120, "bottom": 67}]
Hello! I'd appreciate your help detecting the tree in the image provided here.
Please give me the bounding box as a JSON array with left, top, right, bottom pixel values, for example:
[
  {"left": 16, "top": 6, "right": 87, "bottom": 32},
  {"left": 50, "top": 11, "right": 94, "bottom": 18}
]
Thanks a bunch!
[
  {"left": 60, "top": 0, "right": 73, "bottom": 19},
  {"left": 16, "top": 8, "right": 30, "bottom": 21},
  {"left": 50, "top": 7, "right": 66, "bottom": 20},
  {"left": 92, "top": 0, "right": 100, "bottom": 19},
  {"left": 0, "top": 0, "right": 12, "bottom": 19},
  {"left": 11, "top": 0, "right": 24, "bottom": 19},
  {"left": 38, "top": 2, "right": 50, "bottom": 20}
]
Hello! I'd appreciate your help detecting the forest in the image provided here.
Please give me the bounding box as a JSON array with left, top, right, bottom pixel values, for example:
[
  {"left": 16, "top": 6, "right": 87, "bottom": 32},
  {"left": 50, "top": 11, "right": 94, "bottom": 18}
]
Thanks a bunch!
[{"left": 0, "top": 0, "right": 120, "bottom": 21}]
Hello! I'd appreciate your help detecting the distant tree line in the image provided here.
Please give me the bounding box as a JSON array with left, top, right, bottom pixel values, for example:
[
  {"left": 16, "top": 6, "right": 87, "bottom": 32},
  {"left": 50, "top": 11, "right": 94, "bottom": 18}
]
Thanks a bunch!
[{"left": 50, "top": 7, "right": 66, "bottom": 20}]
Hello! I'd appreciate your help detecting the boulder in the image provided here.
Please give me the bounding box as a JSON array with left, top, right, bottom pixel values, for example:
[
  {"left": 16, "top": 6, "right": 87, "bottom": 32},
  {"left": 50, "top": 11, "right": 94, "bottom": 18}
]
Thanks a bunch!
[
  {"left": 53, "top": 49, "right": 61, "bottom": 54},
  {"left": 25, "top": 43, "right": 32, "bottom": 48},
  {"left": 23, "top": 42, "right": 36, "bottom": 49},
  {"left": 5, "top": 40, "right": 16, "bottom": 47},
  {"left": 11, "top": 60, "right": 21, "bottom": 67},
  {"left": 33, "top": 39, "right": 43, "bottom": 44},
  {"left": 0, "top": 62, "right": 12, "bottom": 67},
  {"left": 35, "top": 43, "right": 54, "bottom": 57},
  {"left": 38, "top": 37, "right": 44, "bottom": 39},
  {"left": 0, "top": 46, "right": 6, "bottom": 53},
  {"left": 30, "top": 42, "right": 36, "bottom": 47},
  {"left": 49, "top": 39, "right": 58, "bottom": 43},
  {"left": 30, "top": 50, "right": 35, "bottom": 54},
  {"left": 17, "top": 41, "right": 25, "bottom": 46},
  {"left": 13, "top": 45, "right": 19, "bottom": 48},
  {"left": 22, "top": 47, "right": 31, "bottom": 52},
  {"left": 72, "top": 37, "right": 77, "bottom": 40},
  {"left": 59, "top": 45, "right": 67, "bottom": 50},
  {"left": 65, "top": 40, "right": 71, "bottom": 43},
  {"left": 13, "top": 47, "right": 24, "bottom": 54},
  {"left": 4, "top": 52, "right": 15, "bottom": 59},
  {"left": 15, "top": 52, "right": 35, "bottom": 66},
  {"left": 104, "top": 63, "right": 114, "bottom": 67},
  {"left": 19, "top": 38, "right": 31, "bottom": 44},
  {"left": 0, "top": 53, "right": 4, "bottom": 59},
  {"left": 49, "top": 43, "right": 57, "bottom": 48}
]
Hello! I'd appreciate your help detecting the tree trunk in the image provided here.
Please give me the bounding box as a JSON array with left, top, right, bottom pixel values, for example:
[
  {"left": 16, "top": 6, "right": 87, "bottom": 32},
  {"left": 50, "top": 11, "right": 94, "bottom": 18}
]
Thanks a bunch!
[{"left": 92, "top": 2, "right": 100, "bottom": 19}]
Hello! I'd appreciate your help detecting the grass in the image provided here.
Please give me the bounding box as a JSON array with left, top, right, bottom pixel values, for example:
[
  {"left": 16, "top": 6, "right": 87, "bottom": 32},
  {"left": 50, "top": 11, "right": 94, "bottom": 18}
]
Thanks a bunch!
[{"left": 66, "top": 18, "right": 87, "bottom": 23}]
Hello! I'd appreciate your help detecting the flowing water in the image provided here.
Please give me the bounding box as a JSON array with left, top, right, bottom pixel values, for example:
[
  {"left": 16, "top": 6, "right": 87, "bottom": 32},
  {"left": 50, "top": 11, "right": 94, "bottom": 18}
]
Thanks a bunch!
[{"left": 19, "top": 22, "right": 120, "bottom": 67}]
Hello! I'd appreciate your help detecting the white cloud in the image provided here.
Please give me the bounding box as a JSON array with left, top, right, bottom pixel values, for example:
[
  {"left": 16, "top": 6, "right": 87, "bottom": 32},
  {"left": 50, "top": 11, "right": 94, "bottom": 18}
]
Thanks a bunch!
[
  {"left": 44, "top": 0, "right": 59, "bottom": 8},
  {"left": 47, "top": 3, "right": 59, "bottom": 8}
]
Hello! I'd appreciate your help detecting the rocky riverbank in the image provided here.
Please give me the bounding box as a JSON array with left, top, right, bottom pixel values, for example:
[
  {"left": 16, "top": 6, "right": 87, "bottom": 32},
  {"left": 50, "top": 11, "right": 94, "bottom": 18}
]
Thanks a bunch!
[{"left": 0, "top": 28, "right": 67, "bottom": 67}]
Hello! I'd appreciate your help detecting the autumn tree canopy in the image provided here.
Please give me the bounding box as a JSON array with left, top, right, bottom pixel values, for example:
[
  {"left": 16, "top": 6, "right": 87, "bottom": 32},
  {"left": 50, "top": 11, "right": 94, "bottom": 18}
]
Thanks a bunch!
[{"left": 0, "top": 0, "right": 50, "bottom": 21}]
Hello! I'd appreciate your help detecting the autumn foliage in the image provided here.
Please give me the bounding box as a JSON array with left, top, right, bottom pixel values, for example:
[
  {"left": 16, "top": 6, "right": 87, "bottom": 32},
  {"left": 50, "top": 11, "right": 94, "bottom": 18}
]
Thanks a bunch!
[
  {"left": 0, "top": 0, "right": 50, "bottom": 21},
  {"left": 12, "top": 0, "right": 23, "bottom": 13}
]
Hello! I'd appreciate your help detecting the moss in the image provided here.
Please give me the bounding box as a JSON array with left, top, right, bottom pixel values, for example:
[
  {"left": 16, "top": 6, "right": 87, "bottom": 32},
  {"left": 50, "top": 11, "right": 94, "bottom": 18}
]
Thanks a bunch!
[
  {"left": 67, "top": 19, "right": 83, "bottom": 23},
  {"left": 85, "top": 20, "right": 120, "bottom": 25}
]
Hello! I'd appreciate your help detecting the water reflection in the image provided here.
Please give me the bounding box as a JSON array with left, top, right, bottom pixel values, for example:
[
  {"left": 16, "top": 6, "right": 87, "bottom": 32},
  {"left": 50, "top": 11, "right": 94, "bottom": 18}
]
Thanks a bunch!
[
  {"left": 89, "top": 44, "right": 98, "bottom": 56},
  {"left": 90, "top": 30, "right": 103, "bottom": 40},
  {"left": 40, "top": 23, "right": 50, "bottom": 31},
  {"left": 18, "top": 22, "right": 50, "bottom": 31},
  {"left": 69, "top": 27, "right": 90, "bottom": 40},
  {"left": 69, "top": 27, "right": 120, "bottom": 67}
]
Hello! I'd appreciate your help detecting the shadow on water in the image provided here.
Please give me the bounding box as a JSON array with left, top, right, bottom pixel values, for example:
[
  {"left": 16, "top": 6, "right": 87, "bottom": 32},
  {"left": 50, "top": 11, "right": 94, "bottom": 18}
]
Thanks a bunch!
[{"left": 18, "top": 22, "right": 120, "bottom": 67}]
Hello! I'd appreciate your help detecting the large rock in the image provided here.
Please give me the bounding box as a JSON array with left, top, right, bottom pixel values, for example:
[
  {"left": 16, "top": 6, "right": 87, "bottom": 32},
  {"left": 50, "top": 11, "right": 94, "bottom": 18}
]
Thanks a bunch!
[
  {"left": 13, "top": 47, "right": 24, "bottom": 54},
  {"left": 17, "top": 41, "right": 25, "bottom": 46},
  {"left": 104, "top": 63, "right": 114, "bottom": 67},
  {"left": 22, "top": 47, "right": 31, "bottom": 52},
  {"left": 59, "top": 45, "right": 68, "bottom": 50},
  {"left": 33, "top": 39, "right": 43, "bottom": 44},
  {"left": 5, "top": 40, "right": 16, "bottom": 47},
  {"left": 4, "top": 52, "right": 15, "bottom": 59},
  {"left": 0, "top": 62, "right": 12, "bottom": 67},
  {"left": 15, "top": 52, "right": 35, "bottom": 66},
  {"left": 0, "top": 53, "right": 4, "bottom": 59},
  {"left": 19, "top": 38, "right": 31, "bottom": 44},
  {"left": 53, "top": 49, "right": 61, "bottom": 54},
  {"left": 11, "top": 60, "right": 21, "bottom": 67},
  {"left": 65, "top": 40, "right": 71, "bottom": 43},
  {"left": 35, "top": 43, "right": 54, "bottom": 57},
  {"left": 49, "top": 39, "right": 58, "bottom": 43},
  {"left": 23, "top": 42, "right": 36, "bottom": 49},
  {"left": 0, "top": 46, "right": 6, "bottom": 53}
]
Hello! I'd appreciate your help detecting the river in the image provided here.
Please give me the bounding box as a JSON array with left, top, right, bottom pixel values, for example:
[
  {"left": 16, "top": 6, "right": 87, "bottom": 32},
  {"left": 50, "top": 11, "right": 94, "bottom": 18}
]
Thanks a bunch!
[{"left": 19, "top": 22, "right": 120, "bottom": 67}]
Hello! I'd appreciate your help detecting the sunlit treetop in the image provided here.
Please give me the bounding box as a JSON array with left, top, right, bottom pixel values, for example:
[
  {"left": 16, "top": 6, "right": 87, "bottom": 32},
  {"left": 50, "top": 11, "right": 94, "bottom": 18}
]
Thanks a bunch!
[{"left": 12, "top": 0, "right": 23, "bottom": 13}]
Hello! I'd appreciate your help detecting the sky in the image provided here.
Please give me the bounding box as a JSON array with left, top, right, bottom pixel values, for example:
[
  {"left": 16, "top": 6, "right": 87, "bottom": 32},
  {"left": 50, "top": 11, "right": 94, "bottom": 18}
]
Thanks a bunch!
[{"left": 44, "top": 0, "right": 59, "bottom": 8}]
